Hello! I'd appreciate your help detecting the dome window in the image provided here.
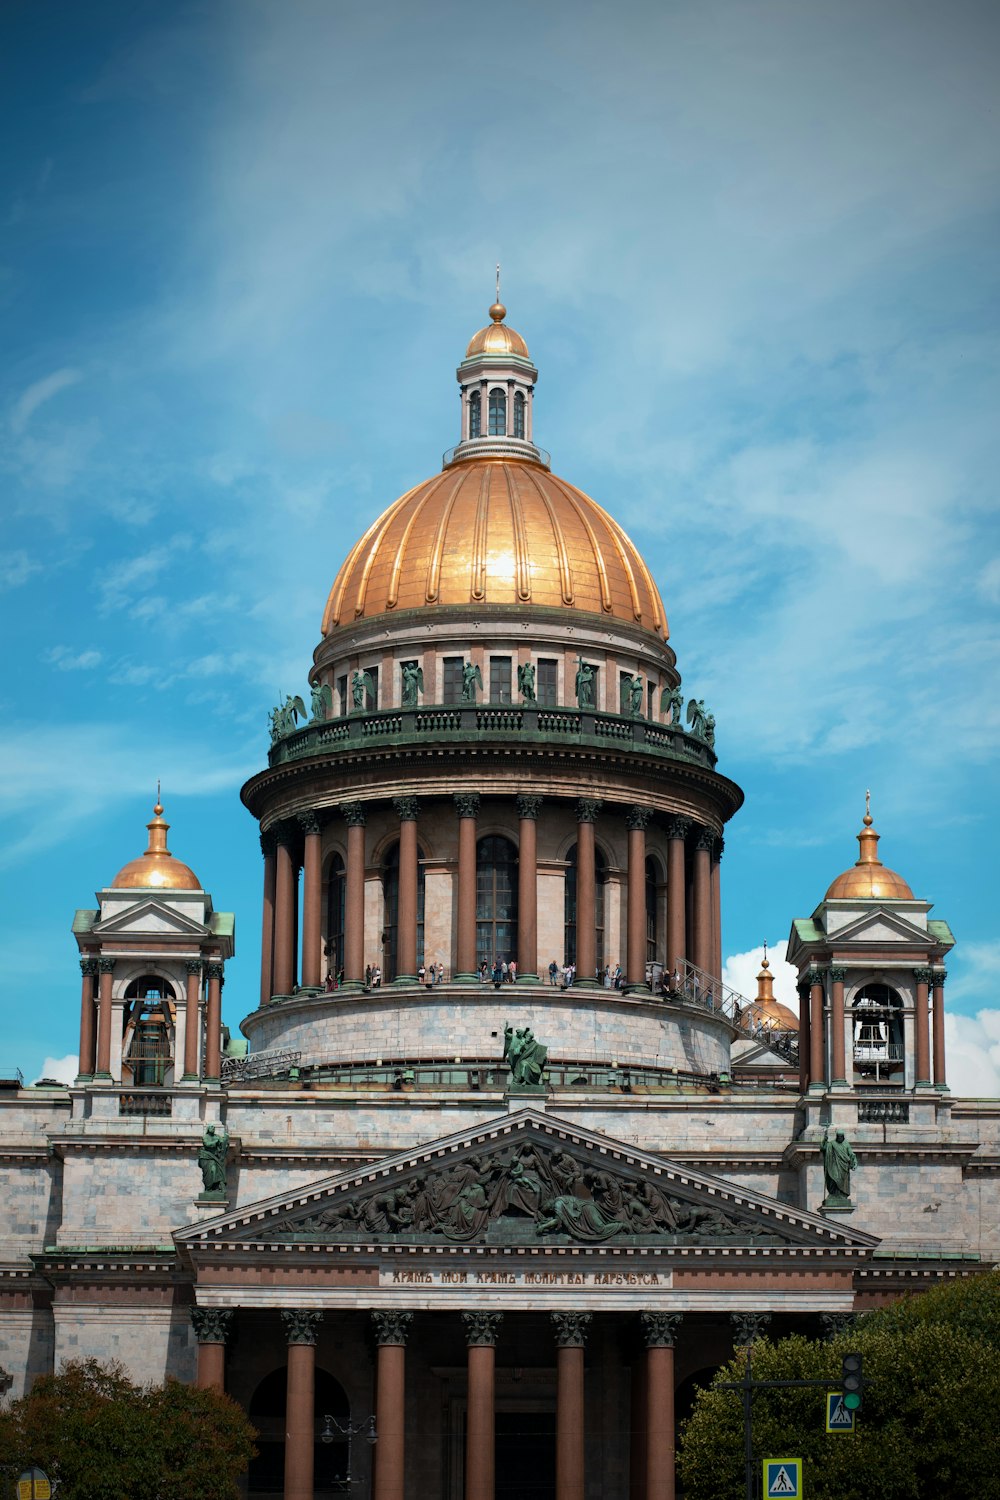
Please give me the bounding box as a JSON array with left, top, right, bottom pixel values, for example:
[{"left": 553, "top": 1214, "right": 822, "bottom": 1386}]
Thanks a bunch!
[
  {"left": 476, "top": 836, "right": 518, "bottom": 972},
  {"left": 468, "top": 390, "right": 481, "bottom": 439},
  {"left": 488, "top": 388, "right": 506, "bottom": 436},
  {"left": 513, "top": 390, "right": 525, "bottom": 439}
]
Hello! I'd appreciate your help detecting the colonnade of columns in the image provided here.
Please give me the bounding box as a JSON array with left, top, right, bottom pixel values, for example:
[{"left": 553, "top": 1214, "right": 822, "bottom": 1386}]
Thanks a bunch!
[
  {"left": 259, "top": 796, "right": 724, "bottom": 1000},
  {"left": 797, "top": 964, "right": 948, "bottom": 1092},
  {"left": 76, "top": 953, "right": 225, "bottom": 1085},
  {"left": 191, "top": 1304, "right": 683, "bottom": 1500}
]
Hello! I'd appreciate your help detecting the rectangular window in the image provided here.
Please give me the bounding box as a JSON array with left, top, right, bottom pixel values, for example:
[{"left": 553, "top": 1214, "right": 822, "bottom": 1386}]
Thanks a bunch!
[
  {"left": 442, "top": 656, "right": 464, "bottom": 705},
  {"left": 364, "top": 666, "right": 379, "bottom": 711},
  {"left": 489, "top": 656, "right": 512, "bottom": 703},
  {"left": 337, "top": 675, "right": 348, "bottom": 717},
  {"left": 647, "top": 681, "right": 655, "bottom": 719},
  {"left": 537, "top": 658, "right": 558, "bottom": 706}
]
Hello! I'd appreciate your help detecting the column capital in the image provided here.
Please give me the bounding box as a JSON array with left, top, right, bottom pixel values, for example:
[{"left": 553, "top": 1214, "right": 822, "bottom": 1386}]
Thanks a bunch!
[
  {"left": 463, "top": 1311, "right": 503, "bottom": 1347},
  {"left": 454, "top": 792, "right": 481, "bottom": 820},
  {"left": 914, "top": 966, "right": 935, "bottom": 984},
  {"left": 79, "top": 957, "right": 99, "bottom": 978},
  {"left": 515, "top": 793, "right": 543, "bottom": 821},
  {"left": 730, "top": 1311, "right": 771, "bottom": 1346},
  {"left": 828, "top": 965, "right": 848, "bottom": 983},
  {"left": 550, "top": 1310, "right": 591, "bottom": 1348},
  {"left": 640, "top": 1311, "right": 682, "bottom": 1348},
  {"left": 206, "top": 961, "right": 225, "bottom": 982},
  {"left": 281, "top": 1309, "right": 323, "bottom": 1345},
  {"left": 98, "top": 957, "right": 116, "bottom": 974},
  {"left": 191, "top": 1307, "right": 233, "bottom": 1345},
  {"left": 260, "top": 829, "right": 277, "bottom": 858},
  {"left": 297, "top": 809, "right": 322, "bottom": 837},
  {"left": 819, "top": 1312, "right": 856, "bottom": 1343},
  {"left": 712, "top": 835, "right": 725, "bottom": 862},
  {"left": 796, "top": 978, "right": 810, "bottom": 999},
  {"left": 392, "top": 795, "right": 420, "bottom": 823},
  {"left": 371, "top": 1309, "right": 414, "bottom": 1346},
  {"left": 186, "top": 959, "right": 204, "bottom": 976},
  {"left": 274, "top": 817, "right": 300, "bottom": 847},
  {"left": 932, "top": 968, "right": 948, "bottom": 984},
  {"left": 665, "top": 815, "right": 691, "bottom": 841},
  {"left": 625, "top": 805, "right": 652, "bottom": 831},
  {"left": 808, "top": 965, "right": 826, "bottom": 986},
  {"left": 341, "top": 800, "right": 367, "bottom": 828},
  {"left": 576, "top": 797, "right": 603, "bottom": 824},
  {"left": 694, "top": 826, "right": 715, "bottom": 852}
]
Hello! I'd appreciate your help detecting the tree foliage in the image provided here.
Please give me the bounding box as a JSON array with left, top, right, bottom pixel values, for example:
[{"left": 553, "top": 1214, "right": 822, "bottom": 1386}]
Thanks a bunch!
[
  {"left": 0, "top": 1359, "right": 257, "bottom": 1500},
  {"left": 678, "top": 1273, "right": 1000, "bottom": 1500}
]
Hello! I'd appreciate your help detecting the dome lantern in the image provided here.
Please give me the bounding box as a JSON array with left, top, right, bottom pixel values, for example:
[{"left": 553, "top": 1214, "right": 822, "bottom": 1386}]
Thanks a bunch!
[
  {"left": 824, "top": 793, "right": 914, "bottom": 901},
  {"left": 110, "top": 796, "right": 202, "bottom": 892},
  {"left": 449, "top": 272, "right": 543, "bottom": 468}
]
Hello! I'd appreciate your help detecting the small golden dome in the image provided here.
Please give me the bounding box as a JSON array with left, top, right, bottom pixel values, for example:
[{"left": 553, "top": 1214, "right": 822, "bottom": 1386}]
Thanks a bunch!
[
  {"left": 111, "top": 800, "right": 201, "bottom": 891},
  {"left": 465, "top": 300, "right": 531, "bottom": 359},
  {"left": 322, "top": 459, "right": 668, "bottom": 637},
  {"left": 824, "top": 803, "right": 914, "bottom": 901},
  {"left": 742, "top": 952, "right": 800, "bottom": 1032}
]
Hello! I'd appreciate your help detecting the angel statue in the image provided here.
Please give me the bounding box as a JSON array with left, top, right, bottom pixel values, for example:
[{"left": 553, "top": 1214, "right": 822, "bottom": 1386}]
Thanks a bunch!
[
  {"left": 661, "top": 684, "right": 684, "bottom": 727},
  {"left": 686, "top": 698, "right": 710, "bottom": 741},
  {"left": 575, "top": 658, "right": 596, "bottom": 708},
  {"left": 623, "top": 674, "right": 644, "bottom": 717},
  {"left": 517, "top": 661, "right": 536, "bottom": 704},
  {"left": 269, "top": 694, "right": 306, "bottom": 743},
  {"left": 310, "top": 680, "right": 334, "bottom": 723},
  {"left": 461, "top": 661, "right": 483, "bottom": 702},
  {"left": 352, "top": 669, "right": 375, "bottom": 710},
  {"left": 401, "top": 661, "right": 424, "bottom": 707}
]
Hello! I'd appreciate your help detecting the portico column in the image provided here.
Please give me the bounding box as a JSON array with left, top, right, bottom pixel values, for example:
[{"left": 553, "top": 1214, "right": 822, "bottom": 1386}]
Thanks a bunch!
[
  {"left": 259, "top": 832, "right": 276, "bottom": 1007},
  {"left": 665, "top": 817, "right": 690, "bottom": 976},
  {"left": 551, "top": 1312, "right": 590, "bottom": 1500},
  {"left": 454, "top": 793, "right": 481, "bottom": 980},
  {"left": 575, "top": 799, "right": 602, "bottom": 986},
  {"left": 463, "top": 1312, "right": 503, "bottom": 1500},
  {"left": 914, "top": 967, "right": 933, "bottom": 1088},
  {"left": 393, "top": 797, "right": 420, "bottom": 982},
  {"left": 626, "top": 807, "right": 651, "bottom": 989},
  {"left": 76, "top": 959, "right": 98, "bottom": 1081},
  {"left": 342, "top": 803, "right": 367, "bottom": 987},
  {"left": 204, "top": 963, "right": 223, "bottom": 1082},
  {"left": 282, "top": 1310, "right": 323, "bottom": 1500},
  {"left": 516, "top": 794, "right": 543, "bottom": 981},
  {"left": 299, "top": 811, "right": 323, "bottom": 990},
  {"left": 797, "top": 980, "right": 811, "bottom": 1092},
  {"left": 95, "top": 957, "right": 116, "bottom": 1079},
  {"left": 829, "top": 966, "right": 848, "bottom": 1087},
  {"left": 183, "top": 960, "right": 202, "bottom": 1080},
  {"left": 932, "top": 968, "right": 948, "bottom": 1090},
  {"left": 641, "top": 1312, "right": 682, "bottom": 1500},
  {"left": 372, "top": 1311, "right": 413, "bottom": 1500},
  {"left": 809, "top": 967, "right": 826, "bottom": 1090},
  {"left": 692, "top": 829, "right": 713, "bottom": 978},
  {"left": 191, "top": 1307, "right": 232, "bottom": 1392},
  {"left": 273, "top": 826, "right": 297, "bottom": 997},
  {"left": 711, "top": 838, "right": 724, "bottom": 982}
]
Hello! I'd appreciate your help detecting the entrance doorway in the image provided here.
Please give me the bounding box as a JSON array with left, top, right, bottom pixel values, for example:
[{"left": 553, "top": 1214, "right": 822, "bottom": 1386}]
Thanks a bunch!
[{"left": 494, "top": 1409, "right": 556, "bottom": 1498}]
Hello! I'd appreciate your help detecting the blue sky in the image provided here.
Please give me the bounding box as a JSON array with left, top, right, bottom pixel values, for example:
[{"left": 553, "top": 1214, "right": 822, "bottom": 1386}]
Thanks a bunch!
[{"left": 2, "top": 0, "right": 998, "bottom": 1091}]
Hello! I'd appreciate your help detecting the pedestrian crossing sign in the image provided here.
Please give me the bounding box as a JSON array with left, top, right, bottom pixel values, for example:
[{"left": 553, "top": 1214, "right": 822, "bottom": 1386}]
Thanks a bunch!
[
  {"left": 826, "top": 1391, "right": 856, "bottom": 1432},
  {"left": 763, "top": 1458, "right": 802, "bottom": 1497}
]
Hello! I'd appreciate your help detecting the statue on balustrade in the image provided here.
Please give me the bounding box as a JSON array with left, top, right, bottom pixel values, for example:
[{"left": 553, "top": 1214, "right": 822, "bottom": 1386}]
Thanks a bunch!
[
  {"left": 197, "top": 1123, "right": 229, "bottom": 1196},
  {"left": 662, "top": 684, "right": 684, "bottom": 727},
  {"left": 268, "top": 694, "right": 306, "bottom": 743},
  {"left": 686, "top": 697, "right": 716, "bottom": 747},
  {"left": 352, "top": 669, "right": 376, "bottom": 709},
  {"left": 401, "top": 661, "right": 423, "bottom": 706},
  {"left": 821, "top": 1129, "right": 858, "bottom": 1207},
  {"left": 461, "top": 661, "right": 482, "bottom": 702},
  {"left": 575, "top": 658, "right": 596, "bottom": 708},
  {"left": 517, "top": 661, "right": 536, "bottom": 704},
  {"left": 310, "top": 680, "right": 333, "bottom": 722},
  {"left": 623, "top": 674, "right": 644, "bottom": 716},
  {"left": 503, "top": 1023, "right": 548, "bottom": 1085}
]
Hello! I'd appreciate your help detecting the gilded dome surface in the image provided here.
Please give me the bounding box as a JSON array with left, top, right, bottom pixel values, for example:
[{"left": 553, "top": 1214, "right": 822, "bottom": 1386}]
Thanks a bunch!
[
  {"left": 111, "top": 802, "right": 201, "bottom": 891},
  {"left": 824, "top": 810, "right": 914, "bottom": 901},
  {"left": 321, "top": 459, "right": 668, "bottom": 637},
  {"left": 465, "top": 301, "right": 530, "bottom": 358}
]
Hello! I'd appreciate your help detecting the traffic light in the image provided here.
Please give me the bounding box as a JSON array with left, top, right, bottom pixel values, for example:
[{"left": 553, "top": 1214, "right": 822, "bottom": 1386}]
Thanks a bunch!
[{"left": 841, "top": 1351, "right": 863, "bottom": 1412}]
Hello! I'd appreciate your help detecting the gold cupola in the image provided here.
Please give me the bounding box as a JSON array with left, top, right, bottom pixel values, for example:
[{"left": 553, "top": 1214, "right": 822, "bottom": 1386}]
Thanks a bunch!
[
  {"left": 743, "top": 950, "right": 799, "bottom": 1033},
  {"left": 824, "top": 797, "right": 914, "bottom": 901},
  {"left": 450, "top": 276, "right": 541, "bottom": 468},
  {"left": 111, "top": 799, "right": 201, "bottom": 891}
]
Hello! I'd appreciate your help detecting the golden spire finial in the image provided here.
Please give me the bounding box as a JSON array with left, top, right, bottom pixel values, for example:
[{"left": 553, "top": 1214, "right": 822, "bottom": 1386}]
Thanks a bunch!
[
  {"left": 154, "top": 778, "right": 163, "bottom": 818},
  {"left": 489, "top": 264, "right": 506, "bottom": 324},
  {"left": 761, "top": 940, "right": 769, "bottom": 971},
  {"left": 864, "top": 787, "right": 872, "bottom": 827}
]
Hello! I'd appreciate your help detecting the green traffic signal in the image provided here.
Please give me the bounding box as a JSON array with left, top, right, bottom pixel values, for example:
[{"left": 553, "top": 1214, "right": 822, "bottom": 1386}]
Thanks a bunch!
[{"left": 841, "top": 1351, "right": 863, "bottom": 1413}]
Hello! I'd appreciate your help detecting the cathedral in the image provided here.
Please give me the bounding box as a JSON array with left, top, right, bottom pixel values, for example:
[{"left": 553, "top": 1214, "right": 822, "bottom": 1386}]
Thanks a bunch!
[{"left": 1, "top": 299, "right": 995, "bottom": 1500}]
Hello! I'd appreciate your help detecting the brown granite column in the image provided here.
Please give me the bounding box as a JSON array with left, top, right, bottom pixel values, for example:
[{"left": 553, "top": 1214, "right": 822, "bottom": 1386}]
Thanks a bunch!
[
  {"left": 665, "top": 817, "right": 690, "bottom": 976},
  {"left": 797, "top": 980, "right": 811, "bottom": 1092},
  {"left": 77, "top": 958, "right": 98, "bottom": 1081},
  {"left": 259, "top": 831, "right": 276, "bottom": 1007},
  {"left": 95, "top": 957, "right": 116, "bottom": 1079},
  {"left": 575, "top": 799, "right": 602, "bottom": 986},
  {"left": 641, "top": 1312, "right": 681, "bottom": 1500},
  {"left": 191, "top": 1307, "right": 232, "bottom": 1392},
  {"left": 464, "top": 1312, "right": 502, "bottom": 1500},
  {"left": 829, "top": 966, "right": 847, "bottom": 1086},
  {"left": 692, "top": 829, "right": 713, "bottom": 977},
  {"left": 342, "top": 802, "right": 367, "bottom": 987},
  {"left": 183, "top": 960, "right": 202, "bottom": 1081},
  {"left": 204, "top": 963, "right": 223, "bottom": 1082},
  {"left": 454, "top": 793, "right": 481, "bottom": 980},
  {"left": 299, "top": 811, "right": 323, "bottom": 990},
  {"left": 914, "top": 967, "right": 932, "bottom": 1087},
  {"left": 282, "top": 1310, "right": 323, "bottom": 1500},
  {"left": 552, "top": 1312, "right": 590, "bottom": 1500},
  {"left": 626, "top": 807, "right": 651, "bottom": 989},
  {"left": 273, "top": 827, "right": 297, "bottom": 997},
  {"left": 516, "top": 794, "right": 543, "bottom": 981},
  {"left": 372, "top": 1311, "right": 412, "bottom": 1500},
  {"left": 393, "top": 797, "right": 420, "bottom": 982},
  {"left": 809, "top": 967, "right": 825, "bottom": 1089},
  {"left": 932, "top": 968, "right": 948, "bottom": 1089},
  {"left": 711, "top": 838, "right": 724, "bottom": 982}
]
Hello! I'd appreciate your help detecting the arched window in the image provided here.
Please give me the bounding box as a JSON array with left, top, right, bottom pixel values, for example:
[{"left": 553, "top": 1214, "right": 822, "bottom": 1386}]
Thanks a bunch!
[
  {"left": 476, "top": 836, "right": 518, "bottom": 970},
  {"left": 488, "top": 387, "right": 506, "bottom": 436},
  {"left": 123, "top": 976, "right": 176, "bottom": 1087},
  {"left": 513, "top": 390, "right": 525, "bottom": 438},
  {"left": 382, "top": 843, "right": 425, "bottom": 980},
  {"left": 563, "top": 845, "right": 607, "bottom": 974},
  {"left": 248, "top": 1368, "right": 350, "bottom": 1496},
  {"left": 325, "top": 853, "right": 345, "bottom": 982},
  {"left": 645, "top": 856, "right": 659, "bottom": 963},
  {"left": 852, "top": 983, "right": 904, "bottom": 1081},
  {"left": 468, "top": 390, "right": 481, "bottom": 439}
]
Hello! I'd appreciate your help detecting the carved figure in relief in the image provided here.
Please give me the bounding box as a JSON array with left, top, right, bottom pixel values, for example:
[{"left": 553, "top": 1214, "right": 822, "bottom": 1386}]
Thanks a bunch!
[
  {"left": 536, "top": 1192, "right": 624, "bottom": 1241},
  {"left": 517, "top": 661, "right": 536, "bottom": 703}
]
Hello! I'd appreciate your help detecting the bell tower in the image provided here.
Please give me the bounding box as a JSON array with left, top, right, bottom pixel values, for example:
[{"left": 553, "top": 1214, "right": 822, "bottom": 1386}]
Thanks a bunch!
[{"left": 448, "top": 274, "right": 544, "bottom": 467}]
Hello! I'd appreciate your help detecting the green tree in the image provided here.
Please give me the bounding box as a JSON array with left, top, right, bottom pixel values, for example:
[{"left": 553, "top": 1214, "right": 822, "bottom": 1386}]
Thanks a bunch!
[{"left": 0, "top": 1359, "right": 257, "bottom": 1500}]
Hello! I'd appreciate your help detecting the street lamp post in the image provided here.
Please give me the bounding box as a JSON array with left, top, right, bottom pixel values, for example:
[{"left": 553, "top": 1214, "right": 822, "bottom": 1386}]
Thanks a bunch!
[{"left": 320, "top": 1413, "right": 378, "bottom": 1491}]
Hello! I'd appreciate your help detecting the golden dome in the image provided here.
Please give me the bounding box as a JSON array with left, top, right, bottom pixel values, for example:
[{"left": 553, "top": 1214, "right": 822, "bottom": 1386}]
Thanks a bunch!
[
  {"left": 111, "top": 800, "right": 201, "bottom": 891},
  {"left": 824, "top": 804, "right": 914, "bottom": 901},
  {"left": 321, "top": 459, "right": 668, "bottom": 637},
  {"left": 743, "top": 953, "right": 799, "bottom": 1032},
  {"left": 465, "top": 301, "right": 531, "bottom": 359}
]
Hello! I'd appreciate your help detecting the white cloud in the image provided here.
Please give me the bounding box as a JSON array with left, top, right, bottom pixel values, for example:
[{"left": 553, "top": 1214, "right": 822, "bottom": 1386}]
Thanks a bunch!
[
  {"left": 723, "top": 941, "right": 800, "bottom": 1015},
  {"left": 10, "top": 367, "right": 82, "bottom": 435},
  {"left": 35, "top": 1055, "right": 78, "bottom": 1086},
  {"left": 945, "top": 1010, "right": 1000, "bottom": 1098},
  {"left": 44, "top": 646, "right": 102, "bottom": 672},
  {"left": 0, "top": 551, "right": 39, "bottom": 590}
]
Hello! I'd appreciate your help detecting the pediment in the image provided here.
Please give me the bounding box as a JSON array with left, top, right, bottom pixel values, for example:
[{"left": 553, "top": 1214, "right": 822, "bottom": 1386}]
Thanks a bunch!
[
  {"left": 827, "top": 906, "right": 930, "bottom": 947},
  {"left": 176, "top": 1110, "right": 877, "bottom": 1255},
  {"left": 94, "top": 900, "right": 208, "bottom": 938}
]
